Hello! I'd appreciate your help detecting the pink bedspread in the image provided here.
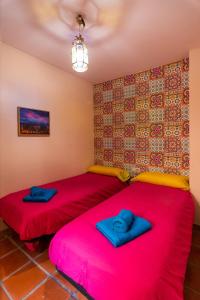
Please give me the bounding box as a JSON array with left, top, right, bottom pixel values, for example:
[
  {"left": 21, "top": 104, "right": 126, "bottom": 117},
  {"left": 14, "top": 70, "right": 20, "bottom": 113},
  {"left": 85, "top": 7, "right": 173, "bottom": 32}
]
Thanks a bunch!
[
  {"left": 49, "top": 182, "right": 194, "bottom": 300},
  {"left": 0, "top": 173, "right": 126, "bottom": 240}
]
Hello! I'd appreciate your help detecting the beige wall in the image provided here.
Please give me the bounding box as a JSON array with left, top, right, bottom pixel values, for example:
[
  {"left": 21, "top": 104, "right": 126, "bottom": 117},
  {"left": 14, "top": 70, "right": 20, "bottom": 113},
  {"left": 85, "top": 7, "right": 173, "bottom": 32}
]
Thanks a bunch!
[
  {"left": 1, "top": 42, "right": 199, "bottom": 228},
  {"left": 0, "top": 42, "right": 94, "bottom": 222},
  {"left": 190, "top": 48, "right": 200, "bottom": 225}
]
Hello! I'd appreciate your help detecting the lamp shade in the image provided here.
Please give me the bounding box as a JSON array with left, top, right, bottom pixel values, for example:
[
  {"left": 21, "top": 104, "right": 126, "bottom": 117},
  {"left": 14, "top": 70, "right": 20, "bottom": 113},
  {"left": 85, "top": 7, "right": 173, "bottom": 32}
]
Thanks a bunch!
[{"left": 72, "top": 35, "right": 88, "bottom": 72}]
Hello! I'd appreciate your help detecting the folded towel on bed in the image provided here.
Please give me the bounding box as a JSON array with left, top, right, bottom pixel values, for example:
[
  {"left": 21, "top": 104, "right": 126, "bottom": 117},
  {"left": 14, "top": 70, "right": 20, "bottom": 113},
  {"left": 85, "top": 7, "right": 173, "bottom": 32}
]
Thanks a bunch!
[
  {"left": 30, "top": 186, "right": 46, "bottom": 197},
  {"left": 112, "top": 209, "right": 135, "bottom": 233},
  {"left": 96, "top": 214, "right": 152, "bottom": 247},
  {"left": 23, "top": 187, "right": 57, "bottom": 202}
]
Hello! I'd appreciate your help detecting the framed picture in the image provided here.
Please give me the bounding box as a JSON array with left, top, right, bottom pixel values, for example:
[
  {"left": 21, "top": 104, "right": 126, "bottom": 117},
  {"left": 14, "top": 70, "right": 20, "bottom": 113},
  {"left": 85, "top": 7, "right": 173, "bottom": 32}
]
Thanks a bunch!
[{"left": 17, "top": 107, "right": 50, "bottom": 136}]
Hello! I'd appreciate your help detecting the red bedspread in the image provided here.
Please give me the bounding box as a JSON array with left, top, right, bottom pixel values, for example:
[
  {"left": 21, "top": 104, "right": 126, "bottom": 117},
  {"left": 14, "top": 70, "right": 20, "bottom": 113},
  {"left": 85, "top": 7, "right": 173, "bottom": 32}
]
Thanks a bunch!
[
  {"left": 49, "top": 182, "right": 194, "bottom": 300},
  {"left": 0, "top": 173, "right": 126, "bottom": 240}
]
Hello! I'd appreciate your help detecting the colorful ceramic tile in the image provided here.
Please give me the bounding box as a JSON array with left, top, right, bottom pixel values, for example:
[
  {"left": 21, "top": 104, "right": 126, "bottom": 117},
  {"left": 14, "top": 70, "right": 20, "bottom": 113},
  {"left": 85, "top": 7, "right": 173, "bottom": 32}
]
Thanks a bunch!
[{"left": 94, "top": 59, "right": 189, "bottom": 176}]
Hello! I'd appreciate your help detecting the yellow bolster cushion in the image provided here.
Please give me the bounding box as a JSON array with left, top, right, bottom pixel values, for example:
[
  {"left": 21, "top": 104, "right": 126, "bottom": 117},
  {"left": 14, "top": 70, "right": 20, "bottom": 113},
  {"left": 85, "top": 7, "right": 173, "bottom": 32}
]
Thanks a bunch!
[
  {"left": 88, "top": 165, "right": 130, "bottom": 182},
  {"left": 131, "top": 172, "right": 189, "bottom": 191}
]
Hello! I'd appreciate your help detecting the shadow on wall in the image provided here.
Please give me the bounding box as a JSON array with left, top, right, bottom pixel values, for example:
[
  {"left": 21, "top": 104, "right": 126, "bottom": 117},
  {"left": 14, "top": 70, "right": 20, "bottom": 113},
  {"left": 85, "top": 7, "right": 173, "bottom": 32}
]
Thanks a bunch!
[{"left": 23, "top": 0, "right": 136, "bottom": 45}]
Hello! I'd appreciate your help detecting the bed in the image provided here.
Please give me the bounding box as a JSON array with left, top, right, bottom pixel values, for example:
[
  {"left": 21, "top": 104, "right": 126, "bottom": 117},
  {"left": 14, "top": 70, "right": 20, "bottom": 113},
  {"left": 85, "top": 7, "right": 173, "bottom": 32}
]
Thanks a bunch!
[
  {"left": 49, "top": 181, "right": 194, "bottom": 300},
  {"left": 0, "top": 172, "right": 126, "bottom": 241}
]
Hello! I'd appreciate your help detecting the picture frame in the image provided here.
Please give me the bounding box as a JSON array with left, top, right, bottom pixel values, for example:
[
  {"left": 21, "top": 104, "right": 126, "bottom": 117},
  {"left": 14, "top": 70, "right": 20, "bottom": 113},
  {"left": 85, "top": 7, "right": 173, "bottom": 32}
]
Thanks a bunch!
[{"left": 17, "top": 107, "right": 50, "bottom": 136}]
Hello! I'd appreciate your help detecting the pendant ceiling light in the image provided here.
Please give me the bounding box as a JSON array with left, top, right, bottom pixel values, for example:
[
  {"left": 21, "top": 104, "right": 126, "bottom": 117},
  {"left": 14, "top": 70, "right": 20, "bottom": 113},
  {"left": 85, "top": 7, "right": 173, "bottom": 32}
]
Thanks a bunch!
[{"left": 72, "top": 14, "right": 88, "bottom": 73}]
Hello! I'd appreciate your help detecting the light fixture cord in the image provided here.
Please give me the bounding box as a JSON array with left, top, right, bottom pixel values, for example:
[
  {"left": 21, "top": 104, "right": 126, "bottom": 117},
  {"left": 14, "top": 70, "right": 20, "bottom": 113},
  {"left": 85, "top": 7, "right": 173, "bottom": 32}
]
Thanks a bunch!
[
  {"left": 77, "top": 15, "right": 85, "bottom": 37},
  {"left": 78, "top": 19, "right": 80, "bottom": 35}
]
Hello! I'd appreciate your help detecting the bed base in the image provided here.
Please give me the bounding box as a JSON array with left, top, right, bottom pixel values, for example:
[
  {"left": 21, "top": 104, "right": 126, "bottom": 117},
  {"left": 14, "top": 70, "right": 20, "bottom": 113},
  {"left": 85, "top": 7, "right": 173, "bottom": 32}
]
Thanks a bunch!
[{"left": 57, "top": 268, "right": 94, "bottom": 300}]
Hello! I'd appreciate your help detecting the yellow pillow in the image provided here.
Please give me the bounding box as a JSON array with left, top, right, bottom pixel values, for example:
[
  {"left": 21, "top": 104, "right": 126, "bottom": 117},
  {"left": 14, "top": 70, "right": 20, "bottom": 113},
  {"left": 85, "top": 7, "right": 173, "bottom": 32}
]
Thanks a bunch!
[
  {"left": 88, "top": 165, "right": 130, "bottom": 182},
  {"left": 131, "top": 172, "right": 189, "bottom": 190}
]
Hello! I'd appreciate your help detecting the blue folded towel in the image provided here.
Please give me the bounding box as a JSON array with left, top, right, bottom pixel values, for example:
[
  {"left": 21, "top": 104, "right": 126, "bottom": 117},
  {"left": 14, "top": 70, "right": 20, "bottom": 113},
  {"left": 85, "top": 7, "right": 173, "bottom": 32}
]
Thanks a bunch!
[
  {"left": 112, "top": 209, "right": 135, "bottom": 233},
  {"left": 96, "top": 214, "right": 152, "bottom": 247},
  {"left": 30, "top": 186, "right": 45, "bottom": 197},
  {"left": 23, "top": 186, "right": 57, "bottom": 202}
]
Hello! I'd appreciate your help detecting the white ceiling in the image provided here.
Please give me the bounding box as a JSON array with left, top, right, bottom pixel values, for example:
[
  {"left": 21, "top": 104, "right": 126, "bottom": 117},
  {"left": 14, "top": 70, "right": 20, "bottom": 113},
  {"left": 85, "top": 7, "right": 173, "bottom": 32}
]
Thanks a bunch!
[{"left": 1, "top": 0, "right": 200, "bottom": 83}]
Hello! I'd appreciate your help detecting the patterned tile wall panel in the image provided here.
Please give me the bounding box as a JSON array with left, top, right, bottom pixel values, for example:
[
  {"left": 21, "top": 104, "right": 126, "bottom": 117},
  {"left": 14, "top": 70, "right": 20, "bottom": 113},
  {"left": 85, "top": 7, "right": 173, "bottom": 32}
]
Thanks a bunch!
[{"left": 94, "top": 58, "right": 189, "bottom": 176}]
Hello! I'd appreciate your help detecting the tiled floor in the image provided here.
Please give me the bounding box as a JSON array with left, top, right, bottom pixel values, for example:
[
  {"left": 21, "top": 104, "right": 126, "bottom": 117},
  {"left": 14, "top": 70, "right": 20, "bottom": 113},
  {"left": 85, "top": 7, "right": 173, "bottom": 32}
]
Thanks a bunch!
[
  {"left": 0, "top": 230, "right": 87, "bottom": 300},
  {"left": 0, "top": 226, "right": 200, "bottom": 300}
]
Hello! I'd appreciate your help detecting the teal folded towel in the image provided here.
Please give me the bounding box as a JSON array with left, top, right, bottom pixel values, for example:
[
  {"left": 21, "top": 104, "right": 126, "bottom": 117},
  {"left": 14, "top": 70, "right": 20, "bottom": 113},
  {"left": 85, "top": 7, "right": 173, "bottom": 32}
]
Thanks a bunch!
[
  {"left": 112, "top": 209, "right": 135, "bottom": 233},
  {"left": 31, "top": 186, "right": 45, "bottom": 197},
  {"left": 23, "top": 186, "right": 57, "bottom": 202},
  {"left": 96, "top": 213, "right": 152, "bottom": 247}
]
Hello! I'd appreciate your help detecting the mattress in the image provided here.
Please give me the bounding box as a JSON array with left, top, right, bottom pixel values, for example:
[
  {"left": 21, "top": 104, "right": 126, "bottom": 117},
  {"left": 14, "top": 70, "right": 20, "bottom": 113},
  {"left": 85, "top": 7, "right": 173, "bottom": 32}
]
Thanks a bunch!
[
  {"left": 0, "top": 173, "right": 126, "bottom": 240},
  {"left": 49, "top": 182, "right": 194, "bottom": 300}
]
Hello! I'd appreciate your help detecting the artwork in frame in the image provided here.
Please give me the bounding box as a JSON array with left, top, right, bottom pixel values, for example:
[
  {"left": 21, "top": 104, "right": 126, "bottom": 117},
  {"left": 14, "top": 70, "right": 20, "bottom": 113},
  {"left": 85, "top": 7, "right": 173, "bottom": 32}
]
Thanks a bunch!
[{"left": 18, "top": 107, "right": 50, "bottom": 136}]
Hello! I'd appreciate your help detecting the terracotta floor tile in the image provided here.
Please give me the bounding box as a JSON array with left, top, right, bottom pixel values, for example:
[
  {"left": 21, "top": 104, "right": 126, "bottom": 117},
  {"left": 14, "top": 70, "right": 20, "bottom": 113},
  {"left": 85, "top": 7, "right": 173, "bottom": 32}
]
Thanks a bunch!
[
  {"left": 4, "top": 228, "right": 15, "bottom": 235},
  {"left": 35, "top": 250, "right": 56, "bottom": 274},
  {"left": 185, "top": 264, "right": 200, "bottom": 292},
  {"left": 76, "top": 291, "right": 90, "bottom": 300},
  {"left": 22, "top": 244, "right": 46, "bottom": 258},
  {"left": 184, "top": 287, "right": 200, "bottom": 300},
  {"left": 0, "top": 230, "right": 6, "bottom": 241},
  {"left": 189, "top": 245, "right": 200, "bottom": 267},
  {"left": 192, "top": 230, "right": 200, "bottom": 247},
  {"left": 26, "top": 277, "right": 71, "bottom": 300},
  {"left": 9, "top": 234, "right": 24, "bottom": 247},
  {"left": 0, "top": 238, "right": 17, "bottom": 257},
  {"left": 55, "top": 272, "right": 77, "bottom": 293},
  {"left": 6, "top": 228, "right": 19, "bottom": 238},
  {"left": 0, "top": 287, "right": 9, "bottom": 300},
  {"left": 0, "top": 249, "right": 29, "bottom": 280},
  {"left": 4, "top": 262, "right": 47, "bottom": 300}
]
